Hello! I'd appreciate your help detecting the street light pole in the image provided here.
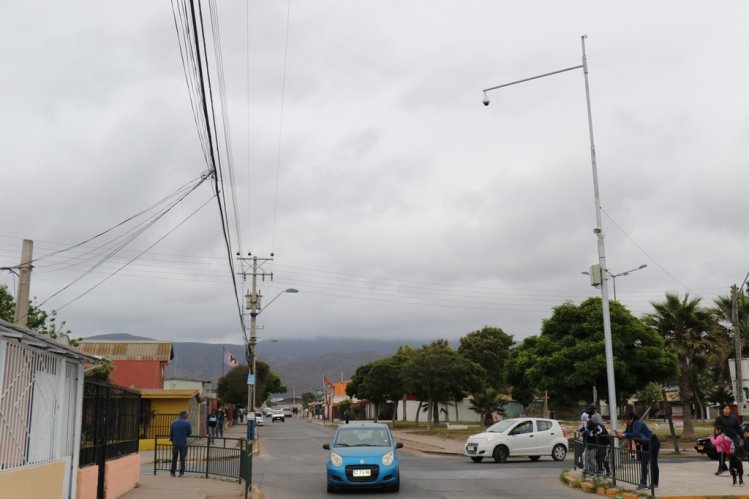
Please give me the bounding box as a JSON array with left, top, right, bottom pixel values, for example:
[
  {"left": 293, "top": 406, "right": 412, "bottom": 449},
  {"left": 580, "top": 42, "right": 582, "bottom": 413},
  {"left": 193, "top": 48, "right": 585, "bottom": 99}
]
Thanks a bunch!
[
  {"left": 583, "top": 264, "right": 647, "bottom": 301},
  {"left": 483, "top": 35, "right": 619, "bottom": 432},
  {"left": 608, "top": 264, "right": 647, "bottom": 301}
]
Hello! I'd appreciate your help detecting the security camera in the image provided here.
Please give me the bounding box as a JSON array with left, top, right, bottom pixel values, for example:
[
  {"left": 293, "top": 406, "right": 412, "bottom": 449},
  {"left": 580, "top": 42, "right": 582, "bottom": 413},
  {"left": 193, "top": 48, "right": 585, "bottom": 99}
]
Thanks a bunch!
[
  {"left": 592, "top": 227, "right": 602, "bottom": 234},
  {"left": 482, "top": 95, "right": 490, "bottom": 106}
]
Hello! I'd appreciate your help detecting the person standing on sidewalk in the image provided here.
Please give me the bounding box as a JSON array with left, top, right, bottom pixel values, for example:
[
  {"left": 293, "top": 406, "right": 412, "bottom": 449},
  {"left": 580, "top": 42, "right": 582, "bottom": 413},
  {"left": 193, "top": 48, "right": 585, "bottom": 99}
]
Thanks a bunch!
[
  {"left": 217, "top": 407, "right": 225, "bottom": 437},
  {"left": 715, "top": 404, "right": 742, "bottom": 450},
  {"left": 615, "top": 412, "right": 660, "bottom": 490},
  {"left": 207, "top": 411, "right": 218, "bottom": 442},
  {"left": 170, "top": 411, "right": 192, "bottom": 477}
]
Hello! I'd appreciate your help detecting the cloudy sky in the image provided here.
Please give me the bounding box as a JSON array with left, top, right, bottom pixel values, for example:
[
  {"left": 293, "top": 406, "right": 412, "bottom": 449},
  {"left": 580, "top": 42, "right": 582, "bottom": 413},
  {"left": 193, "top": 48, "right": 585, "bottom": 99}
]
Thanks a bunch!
[{"left": 2, "top": 1, "right": 748, "bottom": 347}]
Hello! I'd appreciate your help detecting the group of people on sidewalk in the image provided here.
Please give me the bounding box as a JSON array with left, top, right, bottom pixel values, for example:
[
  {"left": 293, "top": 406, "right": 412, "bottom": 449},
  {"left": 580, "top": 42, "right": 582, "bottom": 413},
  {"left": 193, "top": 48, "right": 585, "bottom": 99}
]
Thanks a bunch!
[
  {"left": 580, "top": 405, "right": 660, "bottom": 491},
  {"left": 711, "top": 404, "right": 748, "bottom": 486}
]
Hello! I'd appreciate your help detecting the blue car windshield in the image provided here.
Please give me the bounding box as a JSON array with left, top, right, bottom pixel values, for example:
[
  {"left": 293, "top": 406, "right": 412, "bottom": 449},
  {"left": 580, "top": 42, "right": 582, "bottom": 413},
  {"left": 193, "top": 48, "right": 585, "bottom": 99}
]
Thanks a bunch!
[{"left": 334, "top": 428, "right": 392, "bottom": 447}]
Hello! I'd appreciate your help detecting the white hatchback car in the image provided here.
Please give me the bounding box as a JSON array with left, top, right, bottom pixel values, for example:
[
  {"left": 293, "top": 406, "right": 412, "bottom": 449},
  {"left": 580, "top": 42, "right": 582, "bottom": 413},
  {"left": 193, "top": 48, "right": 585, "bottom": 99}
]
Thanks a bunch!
[{"left": 464, "top": 418, "right": 568, "bottom": 463}]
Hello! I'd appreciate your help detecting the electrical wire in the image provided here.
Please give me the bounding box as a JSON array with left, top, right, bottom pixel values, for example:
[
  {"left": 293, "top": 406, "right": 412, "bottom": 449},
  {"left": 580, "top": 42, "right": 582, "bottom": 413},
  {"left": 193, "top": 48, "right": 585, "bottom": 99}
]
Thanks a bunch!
[
  {"left": 51, "top": 195, "right": 217, "bottom": 312},
  {"left": 270, "top": 0, "right": 292, "bottom": 254},
  {"left": 601, "top": 207, "right": 692, "bottom": 293}
]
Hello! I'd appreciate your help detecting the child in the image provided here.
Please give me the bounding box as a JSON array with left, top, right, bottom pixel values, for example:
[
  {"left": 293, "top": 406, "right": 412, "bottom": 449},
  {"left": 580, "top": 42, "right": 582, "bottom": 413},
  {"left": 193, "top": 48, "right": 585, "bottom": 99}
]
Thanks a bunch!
[
  {"left": 732, "top": 437, "right": 746, "bottom": 485},
  {"left": 711, "top": 426, "right": 733, "bottom": 476}
]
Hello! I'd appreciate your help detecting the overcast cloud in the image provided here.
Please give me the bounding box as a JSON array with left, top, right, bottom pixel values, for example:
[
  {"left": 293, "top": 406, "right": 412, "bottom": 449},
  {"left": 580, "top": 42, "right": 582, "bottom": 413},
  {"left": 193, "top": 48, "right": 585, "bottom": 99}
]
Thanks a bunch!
[{"left": 2, "top": 1, "right": 748, "bottom": 347}]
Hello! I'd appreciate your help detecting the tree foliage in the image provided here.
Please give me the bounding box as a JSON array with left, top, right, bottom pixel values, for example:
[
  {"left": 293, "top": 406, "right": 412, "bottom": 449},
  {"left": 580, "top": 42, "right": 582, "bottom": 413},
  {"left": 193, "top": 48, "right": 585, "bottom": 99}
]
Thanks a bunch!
[
  {"left": 468, "top": 386, "right": 505, "bottom": 426},
  {"left": 643, "top": 292, "right": 721, "bottom": 438},
  {"left": 401, "top": 340, "right": 484, "bottom": 429},
  {"left": 0, "top": 285, "right": 75, "bottom": 342},
  {"left": 506, "top": 297, "right": 678, "bottom": 408},
  {"left": 457, "top": 326, "right": 514, "bottom": 390},
  {"left": 347, "top": 358, "right": 404, "bottom": 422},
  {"left": 217, "top": 360, "right": 287, "bottom": 407}
]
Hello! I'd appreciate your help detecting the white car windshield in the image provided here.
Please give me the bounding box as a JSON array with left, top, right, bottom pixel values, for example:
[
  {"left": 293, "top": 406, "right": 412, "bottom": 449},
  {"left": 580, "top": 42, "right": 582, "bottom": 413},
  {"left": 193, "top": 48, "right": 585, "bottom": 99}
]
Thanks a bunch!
[
  {"left": 486, "top": 419, "right": 518, "bottom": 433},
  {"left": 334, "top": 428, "right": 391, "bottom": 447}
]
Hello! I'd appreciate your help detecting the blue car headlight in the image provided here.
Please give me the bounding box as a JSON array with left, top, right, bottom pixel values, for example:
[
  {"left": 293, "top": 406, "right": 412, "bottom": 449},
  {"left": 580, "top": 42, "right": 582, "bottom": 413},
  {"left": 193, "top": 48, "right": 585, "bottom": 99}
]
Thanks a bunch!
[
  {"left": 382, "top": 450, "right": 395, "bottom": 466},
  {"left": 330, "top": 451, "right": 343, "bottom": 467}
]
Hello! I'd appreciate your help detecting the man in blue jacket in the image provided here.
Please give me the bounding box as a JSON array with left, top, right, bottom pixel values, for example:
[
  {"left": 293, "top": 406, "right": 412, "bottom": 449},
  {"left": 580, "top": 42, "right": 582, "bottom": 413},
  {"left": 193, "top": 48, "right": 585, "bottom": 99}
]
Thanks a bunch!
[
  {"left": 615, "top": 411, "right": 660, "bottom": 490},
  {"left": 170, "top": 411, "right": 192, "bottom": 477}
]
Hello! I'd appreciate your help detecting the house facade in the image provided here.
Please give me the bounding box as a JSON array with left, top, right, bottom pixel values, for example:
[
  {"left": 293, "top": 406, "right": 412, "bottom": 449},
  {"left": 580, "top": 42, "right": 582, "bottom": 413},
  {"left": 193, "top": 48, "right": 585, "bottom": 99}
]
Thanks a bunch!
[
  {"left": 0, "top": 318, "right": 96, "bottom": 499},
  {"left": 78, "top": 340, "right": 173, "bottom": 389},
  {"left": 138, "top": 389, "right": 202, "bottom": 450}
]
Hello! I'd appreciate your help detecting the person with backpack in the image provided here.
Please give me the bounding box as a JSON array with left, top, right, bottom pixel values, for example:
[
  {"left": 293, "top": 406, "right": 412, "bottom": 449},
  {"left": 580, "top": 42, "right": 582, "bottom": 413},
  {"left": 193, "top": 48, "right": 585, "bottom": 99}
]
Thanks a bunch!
[
  {"left": 712, "top": 425, "right": 734, "bottom": 476},
  {"left": 715, "top": 404, "right": 742, "bottom": 450},
  {"left": 207, "top": 411, "right": 218, "bottom": 442},
  {"left": 586, "top": 419, "right": 611, "bottom": 475}
]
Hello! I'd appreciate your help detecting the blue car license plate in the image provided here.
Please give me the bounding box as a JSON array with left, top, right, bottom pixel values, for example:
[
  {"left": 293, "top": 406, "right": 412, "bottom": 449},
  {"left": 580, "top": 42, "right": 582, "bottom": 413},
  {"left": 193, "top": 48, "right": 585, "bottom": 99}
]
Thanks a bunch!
[{"left": 353, "top": 469, "right": 371, "bottom": 477}]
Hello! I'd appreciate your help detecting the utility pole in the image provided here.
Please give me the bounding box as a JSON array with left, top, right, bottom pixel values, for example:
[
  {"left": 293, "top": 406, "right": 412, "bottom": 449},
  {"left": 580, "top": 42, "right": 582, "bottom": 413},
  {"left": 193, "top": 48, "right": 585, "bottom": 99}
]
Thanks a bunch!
[
  {"left": 14, "top": 239, "right": 33, "bottom": 327},
  {"left": 238, "top": 255, "right": 274, "bottom": 412},
  {"left": 733, "top": 284, "right": 744, "bottom": 405}
]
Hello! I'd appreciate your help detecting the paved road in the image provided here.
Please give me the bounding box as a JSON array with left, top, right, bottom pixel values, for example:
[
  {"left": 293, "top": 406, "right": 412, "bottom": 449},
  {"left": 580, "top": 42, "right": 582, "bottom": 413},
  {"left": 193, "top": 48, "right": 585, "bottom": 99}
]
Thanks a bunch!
[{"left": 253, "top": 418, "right": 583, "bottom": 498}]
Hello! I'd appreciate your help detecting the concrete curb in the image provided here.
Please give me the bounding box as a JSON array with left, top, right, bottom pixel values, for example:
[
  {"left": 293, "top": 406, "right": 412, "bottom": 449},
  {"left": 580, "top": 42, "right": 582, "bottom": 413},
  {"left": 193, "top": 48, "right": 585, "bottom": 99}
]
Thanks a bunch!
[{"left": 561, "top": 469, "right": 749, "bottom": 499}]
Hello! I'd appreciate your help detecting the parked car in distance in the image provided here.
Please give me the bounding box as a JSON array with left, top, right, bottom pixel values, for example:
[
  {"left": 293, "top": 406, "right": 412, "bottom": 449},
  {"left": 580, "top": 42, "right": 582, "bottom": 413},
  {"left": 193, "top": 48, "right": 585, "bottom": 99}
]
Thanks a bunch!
[
  {"left": 464, "top": 417, "right": 568, "bottom": 463},
  {"left": 255, "top": 413, "right": 264, "bottom": 426},
  {"left": 283, "top": 407, "right": 293, "bottom": 418},
  {"left": 271, "top": 409, "right": 285, "bottom": 422},
  {"left": 263, "top": 407, "right": 273, "bottom": 417},
  {"left": 694, "top": 422, "right": 749, "bottom": 459},
  {"left": 323, "top": 422, "right": 403, "bottom": 493}
]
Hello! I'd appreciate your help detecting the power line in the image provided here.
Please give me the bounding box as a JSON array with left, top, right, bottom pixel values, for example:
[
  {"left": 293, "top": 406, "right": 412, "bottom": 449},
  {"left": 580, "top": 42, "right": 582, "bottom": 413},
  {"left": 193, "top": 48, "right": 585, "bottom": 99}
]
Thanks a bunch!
[{"left": 270, "top": 0, "right": 293, "bottom": 254}]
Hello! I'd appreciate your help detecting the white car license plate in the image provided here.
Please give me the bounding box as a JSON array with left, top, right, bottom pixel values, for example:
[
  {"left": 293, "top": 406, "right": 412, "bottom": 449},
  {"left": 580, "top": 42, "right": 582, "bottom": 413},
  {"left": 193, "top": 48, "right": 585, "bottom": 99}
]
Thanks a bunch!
[{"left": 353, "top": 469, "right": 371, "bottom": 477}]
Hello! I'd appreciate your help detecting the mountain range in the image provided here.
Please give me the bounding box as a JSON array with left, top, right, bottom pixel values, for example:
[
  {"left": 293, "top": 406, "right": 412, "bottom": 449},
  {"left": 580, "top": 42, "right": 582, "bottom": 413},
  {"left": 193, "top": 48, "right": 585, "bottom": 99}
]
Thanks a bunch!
[{"left": 85, "top": 333, "right": 431, "bottom": 395}]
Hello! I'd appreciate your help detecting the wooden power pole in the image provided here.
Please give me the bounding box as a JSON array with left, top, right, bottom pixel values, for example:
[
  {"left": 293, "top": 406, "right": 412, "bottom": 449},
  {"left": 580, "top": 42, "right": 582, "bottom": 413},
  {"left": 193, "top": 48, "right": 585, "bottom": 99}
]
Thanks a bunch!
[{"left": 14, "top": 239, "right": 33, "bottom": 327}]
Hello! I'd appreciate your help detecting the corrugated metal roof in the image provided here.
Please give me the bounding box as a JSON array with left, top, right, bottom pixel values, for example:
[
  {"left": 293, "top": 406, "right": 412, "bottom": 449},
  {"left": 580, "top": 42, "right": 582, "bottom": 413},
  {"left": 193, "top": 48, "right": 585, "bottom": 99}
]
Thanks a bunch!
[
  {"left": 139, "top": 389, "right": 199, "bottom": 399},
  {"left": 78, "top": 340, "right": 174, "bottom": 361}
]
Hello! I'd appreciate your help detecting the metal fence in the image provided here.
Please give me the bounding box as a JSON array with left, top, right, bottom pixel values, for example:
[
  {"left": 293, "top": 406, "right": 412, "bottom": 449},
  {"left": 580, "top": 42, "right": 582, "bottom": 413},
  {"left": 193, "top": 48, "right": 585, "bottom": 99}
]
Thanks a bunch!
[
  {"left": 153, "top": 435, "right": 250, "bottom": 482},
  {"left": 79, "top": 381, "right": 141, "bottom": 466},
  {"left": 140, "top": 412, "right": 179, "bottom": 439},
  {"left": 573, "top": 434, "right": 655, "bottom": 496}
]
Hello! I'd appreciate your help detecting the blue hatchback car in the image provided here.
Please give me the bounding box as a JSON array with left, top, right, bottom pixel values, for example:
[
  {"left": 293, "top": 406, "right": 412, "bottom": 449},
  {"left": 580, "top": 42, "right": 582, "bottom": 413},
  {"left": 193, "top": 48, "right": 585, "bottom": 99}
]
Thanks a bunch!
[{"left": 323, "top": 422, "right": 403, "bottom": 493}]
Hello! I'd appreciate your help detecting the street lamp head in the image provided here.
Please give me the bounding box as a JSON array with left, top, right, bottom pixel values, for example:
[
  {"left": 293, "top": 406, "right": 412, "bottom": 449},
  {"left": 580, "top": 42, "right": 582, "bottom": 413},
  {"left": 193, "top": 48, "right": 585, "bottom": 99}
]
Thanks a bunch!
[
  {"left": 285, "top": 288, "right": 299, "bottom": 293},
  {"left": 482, "top": 93, "right": 490, "bottom": 106},
  {"left": 638, "top": 264, "right": 647, "bottom": 270}
]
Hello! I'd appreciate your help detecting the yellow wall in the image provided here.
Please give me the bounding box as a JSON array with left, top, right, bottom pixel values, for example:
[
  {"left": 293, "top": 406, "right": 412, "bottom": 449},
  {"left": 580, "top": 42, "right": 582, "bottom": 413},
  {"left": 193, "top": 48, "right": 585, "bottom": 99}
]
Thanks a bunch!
[
  {"left": 0, "top": 460, "right": 66, "bottom": 499},
  {"left": 150, "top": 397, "right": 190, "bottom": 415}
]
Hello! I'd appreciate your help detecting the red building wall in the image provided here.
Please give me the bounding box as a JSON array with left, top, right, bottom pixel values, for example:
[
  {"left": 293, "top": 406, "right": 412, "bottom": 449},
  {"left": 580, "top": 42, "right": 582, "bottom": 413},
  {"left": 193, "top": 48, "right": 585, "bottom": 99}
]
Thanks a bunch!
[{"left": 110, "top": 360, "right": 165, "bottom": 389}]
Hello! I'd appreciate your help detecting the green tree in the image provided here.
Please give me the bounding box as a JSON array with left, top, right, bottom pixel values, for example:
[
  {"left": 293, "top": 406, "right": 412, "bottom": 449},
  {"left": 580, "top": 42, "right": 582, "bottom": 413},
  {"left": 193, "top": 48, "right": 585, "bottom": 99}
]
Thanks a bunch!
[
  {"left": 0, "top": 285, "right": 74, "bottom": 341},
  {"left": 458, "top": 326, "right": 514, "bottom": 390},
  {"left": 217, "top": 360, "right": 287, "bottom": 406},
  {"left": 468, "top": 386, "right": 505, "bottom": 426},
  {"left": 711, "top": 291, "right": 749, "bottom": 382},
  {"left": 84, "top": 358, "right": 116, "bottom": 382},
  {"left": 401, "top": 340, "right": 485, "bottom": 430},
  {"left": 392, "top": 344, "right": 417, "bottom": 421},
  {"left": 347, "top": 358, "right": 402, "bottom": 423},
  {"left": 301, "top": 391, "right": 316, "bottom": 407},
  {"left": 506, "top": 297, "right": 677, "bottom": 410},
  {"left": 644, "top": 292, "right": 720, "bottom": 439}
]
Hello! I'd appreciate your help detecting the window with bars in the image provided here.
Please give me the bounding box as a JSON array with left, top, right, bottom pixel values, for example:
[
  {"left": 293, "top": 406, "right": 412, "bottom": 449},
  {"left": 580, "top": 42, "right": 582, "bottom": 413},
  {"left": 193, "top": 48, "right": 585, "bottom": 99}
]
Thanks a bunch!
[{"left": 0, "top": 340, "right": 79, "bottom": 470}]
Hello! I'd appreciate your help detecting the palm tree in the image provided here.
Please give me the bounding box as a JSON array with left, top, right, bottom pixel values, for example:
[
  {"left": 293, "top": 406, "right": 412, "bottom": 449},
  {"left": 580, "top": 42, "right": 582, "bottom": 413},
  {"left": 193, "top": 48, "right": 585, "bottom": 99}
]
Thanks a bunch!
[
  {"left": 643, "top": 292, "right": 720, "bottom": 439},
  {"left": 468, "top": 387, "right": 505, "bottom": 427}
]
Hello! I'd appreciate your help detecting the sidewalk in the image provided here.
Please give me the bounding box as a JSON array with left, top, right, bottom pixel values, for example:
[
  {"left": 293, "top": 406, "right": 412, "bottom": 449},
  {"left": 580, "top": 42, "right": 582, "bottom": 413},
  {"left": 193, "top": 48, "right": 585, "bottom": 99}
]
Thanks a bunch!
[
  {"left": 121, "top": 421, "right": 261, "bottom": 499},
  {"left": 311, "top": 418, "right": 749, "bottom": 499}
]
